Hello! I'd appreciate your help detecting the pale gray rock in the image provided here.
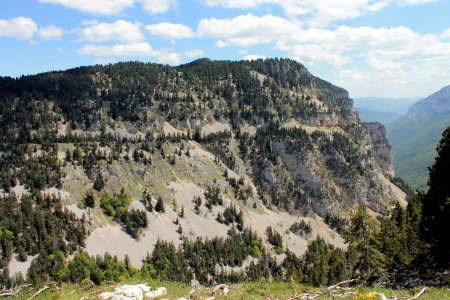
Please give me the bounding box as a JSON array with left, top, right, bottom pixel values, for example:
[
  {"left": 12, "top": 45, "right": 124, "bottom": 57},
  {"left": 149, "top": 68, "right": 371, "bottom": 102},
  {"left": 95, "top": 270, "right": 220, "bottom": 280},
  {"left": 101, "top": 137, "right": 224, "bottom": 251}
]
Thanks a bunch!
[{"left": 99, "top": 284, "right": 166, "bottom": 300}]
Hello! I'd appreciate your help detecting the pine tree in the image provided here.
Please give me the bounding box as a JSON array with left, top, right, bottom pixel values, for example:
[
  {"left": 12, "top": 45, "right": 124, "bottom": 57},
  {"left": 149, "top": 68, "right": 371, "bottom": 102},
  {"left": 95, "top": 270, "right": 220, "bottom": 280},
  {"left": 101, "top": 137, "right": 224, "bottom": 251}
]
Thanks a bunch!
[
  {"left": 345, "top": 206, "right": 385, "bottom": 279},
  {"left": 421, "top": 126, "right": 450, "bottom": 263},
  {"left": 155, "top": 197, "right": 165, "bottom": 213},
  {"left": 143, "top": 192, "right": 153, "bottom": 212},
  {"left": 84, "top": 190, "right": 95, "bottom": 208},
  {"left": 93, "top": 173, "right": 105, "bottom": 191},
  {"left": 65, "top": 148, "right": 72, "bottom": 162},
  {"left": 406, "top": 193, "right": 423, "bottom": 258}
]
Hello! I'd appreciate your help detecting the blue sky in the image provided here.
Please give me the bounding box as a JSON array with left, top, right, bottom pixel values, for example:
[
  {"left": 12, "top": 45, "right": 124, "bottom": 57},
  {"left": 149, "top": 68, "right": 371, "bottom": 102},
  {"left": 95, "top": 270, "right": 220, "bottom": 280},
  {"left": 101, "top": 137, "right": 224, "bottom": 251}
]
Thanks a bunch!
[{"left": 1, "top": 0, "right": 449, "bottom": 98}]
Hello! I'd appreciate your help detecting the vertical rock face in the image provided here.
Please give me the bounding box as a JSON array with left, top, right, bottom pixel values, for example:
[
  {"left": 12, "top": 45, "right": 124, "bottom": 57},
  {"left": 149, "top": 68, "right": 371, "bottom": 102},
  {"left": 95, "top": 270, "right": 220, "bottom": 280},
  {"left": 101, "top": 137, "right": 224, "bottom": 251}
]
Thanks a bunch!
[{"left": 363, "top": 122, "right": 395, "bottom": 176}]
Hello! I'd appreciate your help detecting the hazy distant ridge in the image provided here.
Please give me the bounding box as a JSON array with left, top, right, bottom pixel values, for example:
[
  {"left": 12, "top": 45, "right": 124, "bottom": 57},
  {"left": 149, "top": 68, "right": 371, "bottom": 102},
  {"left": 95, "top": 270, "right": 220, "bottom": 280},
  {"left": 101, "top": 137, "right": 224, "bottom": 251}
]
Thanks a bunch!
[
  {"left": 353, "top": 97, "right": 419, "bottom": 125},
  {"left": 387, "top": 85, "right": 450, "bottom": 188}
]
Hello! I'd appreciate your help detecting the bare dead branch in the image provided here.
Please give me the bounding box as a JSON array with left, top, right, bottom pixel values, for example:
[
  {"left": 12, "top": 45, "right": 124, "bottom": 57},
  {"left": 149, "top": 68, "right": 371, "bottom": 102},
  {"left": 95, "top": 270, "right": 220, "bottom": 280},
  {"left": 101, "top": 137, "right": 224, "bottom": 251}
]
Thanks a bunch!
[
  {"left": 291, "top": 279, "right": 356, "bottom": 300},
  {"left": 0, "top": 284, "right": 32, "bottom": 297},
  {"left": 27, "top": 282, "right": 57, "bottom": 300},
  {"left": 406, "top": 287, "right": 427, "bottom": 300}
]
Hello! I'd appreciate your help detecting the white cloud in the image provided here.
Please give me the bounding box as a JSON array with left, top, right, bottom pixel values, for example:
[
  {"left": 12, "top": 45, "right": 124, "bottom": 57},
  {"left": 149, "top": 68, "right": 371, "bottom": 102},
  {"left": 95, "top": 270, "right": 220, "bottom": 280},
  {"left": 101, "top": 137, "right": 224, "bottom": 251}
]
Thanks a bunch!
[
  {"left": 202, "top": 0, "right": 271, "bottom": 8},
  {"left": 80, "top": 20, "right": 144, "bottom": 43},
  {"left": 145, "top": 22, "right": 194, "bottom": 39},
  {"left": 39, "top": 25, "right": 64, "bottom": 40},
  {"left": 79, "top": 42, "right": 153, "bottom": 56},
  {"left": 441, "top": 28, "right": 450, "bottom": 39},
  {"left": 201, "top": 0, "right": 438, "bottom": 26},
  {"left": 198, "top": 14, "right": 298, "bottom": 47},
  {"left": 276, "top": 42, "right": 351, "bottom": 67},
  {"left": 334, "top": 60, "right": 450, "bottom": 98},
  {"left": 184, "top": 49, "right": 204, "bottom": 58},
  {"left": 243, "top": 54, "right": 266, "bottom": 61},
  {"left": 140, "top": 0, "right": 177, "bottom": 14},
  {"left": 397, "top": 0, "right": 438, "bottom": 5},
  {"left": 78, "top": 42, "right": 180, "bottom": 64},
  {"left": 154, "top": 50, "right": 180, "bottom": 64},
  {"left": 39, "top": 0, "right": 134, "bottom": 15},
  {"left": 202, "top": 0, "right": 371, "bottom": 24},
  {"left": 0, "top": 17, "right": 38, "bottom": 40}
]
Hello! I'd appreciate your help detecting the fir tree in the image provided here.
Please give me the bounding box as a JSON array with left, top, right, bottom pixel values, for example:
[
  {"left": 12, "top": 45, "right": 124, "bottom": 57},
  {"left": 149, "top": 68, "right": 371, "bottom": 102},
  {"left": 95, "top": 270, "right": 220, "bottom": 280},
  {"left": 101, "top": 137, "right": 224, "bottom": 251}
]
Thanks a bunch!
[
  {"left": 421, "top": 126, "right": 450, "bottom": 263},
  {"left": 345, "top": 206, "right": 385, "bottom": 279},
  {"left": 93, "top": 173, "right": 105, "bottom": 191},
  {"left": 84, "top": 190, "right": 95, "bottom": 208},
  {"left": 155, "top": 197, "right": 165, "bottom": 213}
]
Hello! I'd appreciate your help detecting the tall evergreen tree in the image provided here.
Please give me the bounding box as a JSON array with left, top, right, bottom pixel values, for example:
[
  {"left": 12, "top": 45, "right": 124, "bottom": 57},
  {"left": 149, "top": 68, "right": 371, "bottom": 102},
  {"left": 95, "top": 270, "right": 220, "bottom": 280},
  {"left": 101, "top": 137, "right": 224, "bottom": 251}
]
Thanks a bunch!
[
  {"left": 346, "top": 206, "right": 385, "bottom": 279},
  {"left": 155, "top": 197, "right": 165, "bottom": 213},
  {"left": 421, "top": 126, "right": 450, "bottom": 264}
]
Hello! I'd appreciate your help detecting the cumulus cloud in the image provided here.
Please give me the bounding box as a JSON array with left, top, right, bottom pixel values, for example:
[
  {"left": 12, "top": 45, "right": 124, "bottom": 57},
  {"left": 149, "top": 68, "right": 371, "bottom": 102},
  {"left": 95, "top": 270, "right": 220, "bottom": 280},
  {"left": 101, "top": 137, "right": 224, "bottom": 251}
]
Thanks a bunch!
[
  {"left": 78, "top": 43, "right": 153, "bottom": 56},
  {"left": 243, "top": 54, "right": 266, "bottom": 60},
  {"left": 397, "top": 0, "right": 438, "bottom": 5},
  {"left": 154, "top": 50, "right": 180, "bottom": 64},
  {"left": 201, "top": 0, "right": 438, "bottom": 25},
  {"left": 145, "top": 22, "right": 194, "bottom": 39},
  {"left": 202, "top": 0, "right": 370, "bottom": 23},
  {"left": 198, "top": 14, "right": 297, "bottom": 47},
  {"left": 441, "top": 28, "right": 450, "bottom": 39},
  {"left": 39, "top": 0, "right": 134, "bottom": 15},
  {"left": 141, "top": 0, "right": 177, "bottom": 14},
  {"left": 184, "top": 49, "right": 205, "bottom": 58},
  {"left": 276, "top": 42, "right": 351, "bottom": 67},
  {"left": 80, "top": 20, "right": 144, "bottom": 43},
  {"left": 0, "top": 17, "right": 38, "bottom": 40},
  {"left": 78, "top": 42, "right": 180, "bottom": 64},
  {"left": 39, "top": 25, "right": 64, "bottom": 40},
  {"left": 202, "top": 0, "right": 271, "bottom": 8}
]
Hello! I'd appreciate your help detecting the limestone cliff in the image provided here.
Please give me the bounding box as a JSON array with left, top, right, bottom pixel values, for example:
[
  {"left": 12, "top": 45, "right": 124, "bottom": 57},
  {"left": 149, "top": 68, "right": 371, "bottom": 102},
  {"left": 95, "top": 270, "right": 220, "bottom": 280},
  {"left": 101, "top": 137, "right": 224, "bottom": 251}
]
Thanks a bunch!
[{"left": 363, "top": 122, "right": 395, "bottom": 176}]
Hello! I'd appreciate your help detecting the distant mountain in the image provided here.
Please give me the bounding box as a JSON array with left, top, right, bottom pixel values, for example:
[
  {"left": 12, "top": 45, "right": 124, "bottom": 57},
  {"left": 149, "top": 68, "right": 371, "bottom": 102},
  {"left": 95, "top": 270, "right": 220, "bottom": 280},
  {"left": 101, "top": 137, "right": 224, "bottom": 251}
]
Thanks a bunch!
[
  {"left": 407, "top": 85, "right": 450, "bottom": 116},
  {"left": 354, "top": 97, "right": 419, "bottom": 125},
  {"left": 354, "top": 107, "right": 401, "bottom": 125},
  {"left": 354, "top": 97, "right": 419, "bottom": 114},
  {"left": 388, "top": 85, "right": 450, "bottom": 188}
]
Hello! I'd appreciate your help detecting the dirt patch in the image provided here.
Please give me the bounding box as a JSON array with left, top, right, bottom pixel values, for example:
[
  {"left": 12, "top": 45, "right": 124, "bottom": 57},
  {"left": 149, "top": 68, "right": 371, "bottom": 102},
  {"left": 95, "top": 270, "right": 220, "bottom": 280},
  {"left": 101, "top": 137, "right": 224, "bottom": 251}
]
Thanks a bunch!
[
  {"left": 242, "top": 124, "right": 257, "bottom": 136},
  {"left": 201, "top": 122, "right": 231, "bottom": 136},
  {"left": 43, "top": 187, "right": 71, "bottom": 200},
  {"left": 8, "top": 254, "right": 37, "bottom": 278},
  {"left": 163, "top": 122, "right": 184, "bottom": 135},
  {"left": 66, "top": 204, "right": 85, "bottom": 218},
  {"left": 378, "top": 172, "right": 408, "bottom": 207},
  {"left": 282, "top": 119, "right": 343, "bottom": 135},
  {"left": 245, "top": 208, "right": 346, "bottom": 259},
  {"left": 169, "top": 181, "right": 229, "bottom": 239},
  {"left": 86, "top": 209, "right": 181, "bottom": 268}
]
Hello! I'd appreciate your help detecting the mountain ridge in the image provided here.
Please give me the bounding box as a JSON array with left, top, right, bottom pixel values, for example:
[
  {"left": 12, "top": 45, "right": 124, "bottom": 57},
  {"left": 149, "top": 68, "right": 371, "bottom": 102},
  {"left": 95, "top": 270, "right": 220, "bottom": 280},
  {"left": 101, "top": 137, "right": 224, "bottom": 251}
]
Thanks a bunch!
[
  {"left": 388, "top": 85, "right": 450, "bottom": 188},
  {"left": 0, "top": 58, "right": 406, "bottom": 278},
  {"left": 406, "top": 85, "right": 450, "bottom": 116}
]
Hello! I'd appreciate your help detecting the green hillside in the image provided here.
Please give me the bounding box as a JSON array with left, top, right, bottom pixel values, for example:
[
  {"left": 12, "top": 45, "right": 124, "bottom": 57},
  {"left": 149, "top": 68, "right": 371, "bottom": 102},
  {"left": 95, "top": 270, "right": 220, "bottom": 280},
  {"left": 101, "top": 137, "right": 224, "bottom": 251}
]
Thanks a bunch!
[{"left": 388, "top": 114, "right": 450, "bottom": 188}]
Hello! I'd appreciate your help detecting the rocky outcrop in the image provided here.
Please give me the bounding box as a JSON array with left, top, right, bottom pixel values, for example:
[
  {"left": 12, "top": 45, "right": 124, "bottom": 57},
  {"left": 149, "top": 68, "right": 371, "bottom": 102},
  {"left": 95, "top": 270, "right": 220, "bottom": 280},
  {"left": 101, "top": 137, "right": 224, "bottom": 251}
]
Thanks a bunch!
[
  {"left": 99, "top": 284, "right": 166, "bottom": 300},
  {"left": 363, "top": 122, "right": 395, "bottom": 176},
  {"left": 264, "top": 134, "right": 396, "bottom": 217}
]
